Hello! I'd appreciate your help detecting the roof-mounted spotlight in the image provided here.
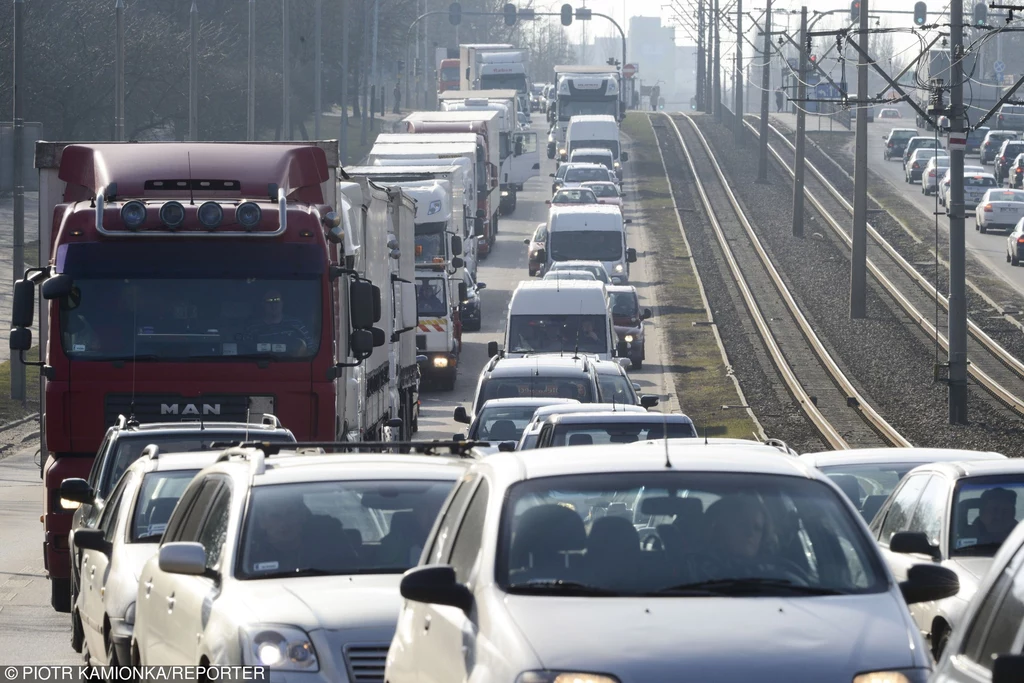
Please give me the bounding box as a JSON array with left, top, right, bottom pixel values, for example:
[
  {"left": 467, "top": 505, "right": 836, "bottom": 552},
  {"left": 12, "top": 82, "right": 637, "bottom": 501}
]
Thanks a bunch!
[
  {"left": 159, "top": 201, "right": 186, "bottom": 230},
  {"left": 236, "top": 202, "right": 262, "bottom": 231},
  {"left": 121, "top": 201, "right": 147, "bottom": 231},
  {"left": 198, "top": 201, "right": 223, "bottom": 230}
]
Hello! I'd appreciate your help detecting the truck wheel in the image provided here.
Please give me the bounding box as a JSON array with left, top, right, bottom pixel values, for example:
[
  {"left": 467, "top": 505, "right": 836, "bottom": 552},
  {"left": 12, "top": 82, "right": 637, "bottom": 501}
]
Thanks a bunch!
[
  {"left": 51, "top": 577, "right": 71, "bottom": 613},
  {"left": 510, "top": 191, "right": 518, "bottom": 213},
  {"left": 631, "top": 357, "right": 643, "bottom": 370}
]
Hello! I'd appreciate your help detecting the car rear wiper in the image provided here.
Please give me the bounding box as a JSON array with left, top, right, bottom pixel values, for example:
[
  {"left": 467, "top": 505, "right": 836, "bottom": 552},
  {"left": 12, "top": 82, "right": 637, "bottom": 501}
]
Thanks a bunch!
[
  {"left": 651, "top": 577, "right": 846, "bottom": 596},
  {"left": 250, "top": 567, "right": 336, "bottom": 580},
  {"left": 506, "top": 578, "right": 624, "bottom": 596}
]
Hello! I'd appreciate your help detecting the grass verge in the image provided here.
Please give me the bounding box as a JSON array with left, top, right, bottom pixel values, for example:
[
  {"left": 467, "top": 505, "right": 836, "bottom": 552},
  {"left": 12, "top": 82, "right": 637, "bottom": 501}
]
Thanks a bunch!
[
  {"left": 622, "top": 113, "right": 759, "bottom": 439},
  {"left": 0, "top": 346, "right": 41, "bottom": 425}
]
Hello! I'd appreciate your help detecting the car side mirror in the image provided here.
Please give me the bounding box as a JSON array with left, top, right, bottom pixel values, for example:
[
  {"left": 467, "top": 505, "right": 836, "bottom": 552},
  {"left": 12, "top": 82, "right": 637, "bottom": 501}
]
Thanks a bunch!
[
  {"left": 453, "top": 406, "right": 471, "bottom": 424},
  {"left": 993, "top": 655, "right": 1024, "bottom": 683},
  {"left": 400, "top": 565, "right": 473, "bottom": 613},
  {"left": 549, "top": 173, "right": 555, "bottom": 178},
  {"left": 641, "top": 395, "right": 659, "bottom": 408},
  {"left": 453, "top": 432, "right": 467, "bottom": 442},
  {"left": 497, "top": 442, "right": 516, "bottom": 452},
  {"left": 624, "top": 218, "right": 633, "bottom": 224},
  {"left": 74, "top": 529, "right": 112, "bottom": 556},
  {"left": 487, "top": 341, "right": 499, "bottom": 358},
  {"left": 41, "top": 274, "right": 73, "bottom": 300},
  {"left": 621, "top": 152, "right": 629, "bottom": 162},
  {"left": 899, "top": 563, "right": 959, "bottom": 605},
  {"left": 890, "top": 531, "right": 941, "bottom": 559},
  {"left": 642, "top": 308, "right": 653, "bottom": 320},
  {"left": 545, "top": 200, "right": 551, "bottom": 205},
  {"left": 476, "top": 282, "right": 486, "bottom": 290},
  {"left": 12, "top": 279, "right": 35, "bottom": 328},
  {"left": 60, "top": 478, "right": 95, "bottom": 505},
  {"left": 627, "top": 248, "right": 637, "bottom": 263},
  {"left": 523, "top": 238, "right": 531, "bottom": 245},
  {"left": 159, "top": 542, "right": 208, "bottom": 576}
]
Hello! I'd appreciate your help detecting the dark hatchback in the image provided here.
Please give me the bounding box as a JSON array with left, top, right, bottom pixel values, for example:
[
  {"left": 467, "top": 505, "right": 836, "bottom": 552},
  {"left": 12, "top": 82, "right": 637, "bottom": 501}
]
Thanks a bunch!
[
  {"left": 883, "top": 128, "right": 919, "bottom": 160},
  {"left": 995, "top": 141, "right": 1024, "bottom": 184},
  {"left": 459, "top": 270, "right": 486, "bottom": 332}
]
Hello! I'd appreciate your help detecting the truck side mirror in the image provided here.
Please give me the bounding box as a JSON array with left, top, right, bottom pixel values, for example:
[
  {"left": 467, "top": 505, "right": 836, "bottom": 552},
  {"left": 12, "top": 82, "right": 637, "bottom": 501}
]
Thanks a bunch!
[
  {"left": 350, "top": 329, "right": 375, "bottom": 358},
  {"left": 458, "top": 282, "right": 468, "bottom": 302},
  {"left": 453, "top": 406, "right": 471, "bottom": 424},
  {"left": 621, "top": 152, "right": 629, "bottom": 162},
  {"left": 451, "top": 235, "right": 463, "bottom": 256},
  {"left": 12, "top": 279, "right": 35, "bottom": 328},
  {"left": 474, "top": 218, "right": 485, "bottom": 236},
  {"left": 350, "top": 281, "right": 376, "bottom": 330},
  {"left": 372, "top": 285, "right": 382, "bottom": 322},
  {"left": 487, "top": 341, "right": 499, "bottom": 358},
  {"left": 451, "top": 256, "right": 465, "bottom": 270},
  {"left": 41, "top": 274, "right": 73, "bottom": 300},
  {"left": 476, "top": 209, "right": 485, "bottom": 218},
  {"left": 9, "top": 328, "right": 31, "bottom": 352},
  {"left": 627, "top": 248, "right": 637, "bottom": 263}
]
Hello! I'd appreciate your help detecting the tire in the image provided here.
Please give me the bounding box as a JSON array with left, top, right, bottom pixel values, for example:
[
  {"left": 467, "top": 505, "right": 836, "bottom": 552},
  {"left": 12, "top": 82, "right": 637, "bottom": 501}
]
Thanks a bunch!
[
  {"left": 932, "top": 627, "right": 950, "bottom": 661},
  {"left": 1007, "top": 251, "right": 1012, "bottom": 263},
  {"left": 71, "top": 573, "right": 84, "bottom": 651},
  {"left": 1013, "top": 253, "right": 1019, "bottom": 266},
  {"left": 631, "top": 357, "right": 643, "bottom": 370},
  {"left": 51, "top": 577, "right": 71, "bottom": 613},
  {"left": 980, "top": 223, "right": 987, "bottom": 234}
]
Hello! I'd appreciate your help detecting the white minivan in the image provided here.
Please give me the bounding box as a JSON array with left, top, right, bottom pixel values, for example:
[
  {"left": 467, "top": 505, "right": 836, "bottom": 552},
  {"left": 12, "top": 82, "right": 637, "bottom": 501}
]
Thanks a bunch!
[
  {"left": 490, "top": 280, "right": 625, "bottom": 362},
  {"left": 563, "top": 114, "right": 627, "bottom": 173},
  {"left": 542, "top": 204, "right": 636, "bottom": 283}
]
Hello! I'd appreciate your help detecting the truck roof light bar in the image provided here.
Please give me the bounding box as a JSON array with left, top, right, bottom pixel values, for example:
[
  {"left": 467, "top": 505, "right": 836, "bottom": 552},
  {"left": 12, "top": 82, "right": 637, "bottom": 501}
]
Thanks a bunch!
[{"left": 95, "top": 185, "right": 287, "bottom": 237}]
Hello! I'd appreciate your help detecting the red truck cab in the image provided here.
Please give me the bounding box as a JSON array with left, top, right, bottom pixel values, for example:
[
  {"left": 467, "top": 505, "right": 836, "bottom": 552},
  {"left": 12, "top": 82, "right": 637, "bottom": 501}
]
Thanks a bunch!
[{"left": 439, "top": 59, "right": 460, "bottom": 94}]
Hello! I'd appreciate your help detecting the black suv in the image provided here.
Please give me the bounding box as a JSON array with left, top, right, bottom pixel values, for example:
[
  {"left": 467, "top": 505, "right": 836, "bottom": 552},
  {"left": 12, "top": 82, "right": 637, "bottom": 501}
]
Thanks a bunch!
[
  {"left": 981, "top": 131, "right": 1018, "bottom": 164},
  {"left": 883, "top": 128, "right": 918, "bottom": 160},
  {"left": 995, "top": 141, "right": 1024, "bottom": 184},
  {"left": 62, "top": 414, "right": 295, "bottom": 646}
]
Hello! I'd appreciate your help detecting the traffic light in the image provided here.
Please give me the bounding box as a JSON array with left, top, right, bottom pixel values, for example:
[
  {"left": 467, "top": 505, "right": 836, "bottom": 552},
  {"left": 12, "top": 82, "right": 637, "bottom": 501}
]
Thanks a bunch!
[
  {"left": 397, "top": 59, "right": 405, "bottom": 72},
  {"left": 561, "top": 3, "right": 573, "bottom": 25},
  {"left": 850, "top": 0, "right": 860, "bottom": 22},
  {"left": 449, "top": 1, "right": 461, "bottom": 25},
  {"left": 504, "top": 3, "right": 517, "bottom": 25},
  {"left": 973, "top": 2, "right": 987, "bottom": 25},
  {"left": 914, "top": 2, "right": 926, "bottom": 25},
  {"left": 810, "top": 54, "right": 817, "bottom": 65}
]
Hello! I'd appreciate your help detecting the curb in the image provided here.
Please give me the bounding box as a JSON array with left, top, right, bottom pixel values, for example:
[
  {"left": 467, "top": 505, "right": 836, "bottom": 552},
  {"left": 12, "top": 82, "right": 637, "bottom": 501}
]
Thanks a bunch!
[{"left": 0, "top": 411, "right": 39, "bottom": 434}]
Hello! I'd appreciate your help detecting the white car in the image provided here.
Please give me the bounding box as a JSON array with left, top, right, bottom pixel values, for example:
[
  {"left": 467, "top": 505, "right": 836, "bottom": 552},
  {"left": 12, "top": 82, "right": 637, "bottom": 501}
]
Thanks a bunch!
[
  {"left": 976, "top": 188, "right": 1024, "bottom": 234},
  {"left": 131, "top": 445, "right": 465, "bottom": 674},
  {"left": 552, "top": 162, "right": 617, "bottom": 193},
  {"left": 545, "top": 259, "right": 612, "bottom": 284},
  {"left": 939, "top": 166, "right": 986, "bottom": 206},
  {"left": 1005, "top": 217, "right": 1024, "bottom": 265},
  {"left": 581, "top": 180, "right": 623, "bottom": 209},
  {"left": 870, "top": 459, "right": 1024, "bottom": 658},
  {"left": 458, "top": 397, "right": 580, "bottom": 445},
  {"left": 385, "top": 442, "right": 957, "bottom": 683},
  {"left": 906, "top": 148, "right": 948, "bottom": 183},
  {"left": 943, "top": 171, "right": 998, "bottom": 213},
  {"left": 517, "top": 402, "right": 649, "bottom": 450},
  {"left": 542, "top": 269, "right": 597, "bottom": 282},
  {"left": 70, "top": 448, "right": 222, "bottom": 668},
  {"left": 922, "top": 156, "right": 951, "bottom": 195},
  {"left": 569, "top": 147, "right": 620, "bottom": 180}
]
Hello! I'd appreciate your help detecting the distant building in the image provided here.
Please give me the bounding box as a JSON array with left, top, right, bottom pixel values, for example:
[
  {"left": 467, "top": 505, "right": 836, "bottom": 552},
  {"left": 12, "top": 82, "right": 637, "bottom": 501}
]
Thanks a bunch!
[{"left": 628, "top": 17, "right": 677, "bottom": 100}]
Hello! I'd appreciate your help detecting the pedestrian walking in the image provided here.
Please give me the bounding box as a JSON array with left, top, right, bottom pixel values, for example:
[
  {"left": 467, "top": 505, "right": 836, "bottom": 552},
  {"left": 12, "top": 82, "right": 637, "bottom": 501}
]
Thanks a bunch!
[
  {"left": 775, "top": 87, "right": 784, "bottom": 113},
  {"left": 393, "top": 82, "right": 402, "bottom": 115}
]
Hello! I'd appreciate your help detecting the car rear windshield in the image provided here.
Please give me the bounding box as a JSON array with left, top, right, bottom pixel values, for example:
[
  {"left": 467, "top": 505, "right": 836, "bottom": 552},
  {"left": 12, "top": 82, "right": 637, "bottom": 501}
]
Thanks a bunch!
[
  {"left": 237, "top": 479, "right": 456, "bottom": 578},
  {"left": 478, "top": 376, "right": 595, "bottom": 409},
  {"left": 565, "top": 167, "right": 611, "bottom": 183},
  {"left": 817, "top": 463, "right": 917, "bottom": 520},
  {"left": 609, "top": 290, "right": 638, "bottom": 317},
  {"left": 549, "top": 421, "right": 696, "bottom": 447},
  {"left": 986, "top": 190, "right": 1024, "bottom": 203},
  {"left": 967, "top": 176, "right": 998, "bottom": 187},
  {"left": 131, "top": 469, "right": 200, "bottom": 542},
  {"left": 890, "top": 131, "right": 916, "bottom": 141},
  {"left": 498, "top": 471, "right": 887, "bottom": 596},
  {"left": 469, "top": 404, "right": 548, "bottom": 441},
  {"left": 585, "top": 184, "right": 618, "bottom": 197}
]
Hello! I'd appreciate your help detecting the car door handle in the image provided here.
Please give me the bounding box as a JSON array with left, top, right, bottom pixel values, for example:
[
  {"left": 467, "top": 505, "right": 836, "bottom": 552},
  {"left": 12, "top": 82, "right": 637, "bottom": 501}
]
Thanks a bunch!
[
  {"left": 90, "top": 566, "right": 96, "bottom": 578},
  {"left": 423, "top": 615, "right": 431, "bottom": 632},
  {"left": 167, "top": 593, "right": 175, "bottom": 611},
  {"left": 144, "top": 579, "right": 153, "bottom": 597}
]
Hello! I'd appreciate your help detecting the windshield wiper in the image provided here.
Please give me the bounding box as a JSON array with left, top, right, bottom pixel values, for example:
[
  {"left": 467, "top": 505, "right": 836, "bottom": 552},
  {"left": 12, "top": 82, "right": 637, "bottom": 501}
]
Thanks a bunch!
[
  {"left": 506, "top": 579, "right": 624, "bottom": 596},
  {"left": 652, "top": 577, "right": 846, "bottom": 596},
  {"left": 251, "top": 567, "right": 336, "bottom": 580}
]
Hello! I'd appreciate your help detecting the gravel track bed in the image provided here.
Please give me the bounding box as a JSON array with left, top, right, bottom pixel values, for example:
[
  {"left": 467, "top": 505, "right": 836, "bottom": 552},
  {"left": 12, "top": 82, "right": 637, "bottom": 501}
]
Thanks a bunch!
[
  {"left": 650, "top": 116, "right": 827, "bottom": 452},
  {"left": 693, "top": 113, "right": 1024, "bottom": 454},
  {"left": 766, "top": 117, "right": 1024, "bottom": 369}
]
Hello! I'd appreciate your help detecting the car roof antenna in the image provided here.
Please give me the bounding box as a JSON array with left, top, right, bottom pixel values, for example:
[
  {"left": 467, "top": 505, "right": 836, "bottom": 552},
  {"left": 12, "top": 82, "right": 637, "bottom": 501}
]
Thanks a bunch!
[
  {"left": 572, "top": 301, "right": 582, "bottom": 361},
  {"left": 187, "top": 152, "right": 196, "bottom": 206},
  {"left": 244, "top": 401, "right": 251, "bottom": 442},
  {"left": 663, "top": 411, "right": 671, "bottom": 468},
  {"left": 128, "top": 292, "right": 138, "bottom": 424}
]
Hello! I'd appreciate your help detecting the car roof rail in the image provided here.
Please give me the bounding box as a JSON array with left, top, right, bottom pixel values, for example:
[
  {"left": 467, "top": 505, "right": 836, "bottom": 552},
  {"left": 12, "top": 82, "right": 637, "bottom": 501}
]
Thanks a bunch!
[
  {"left": 115, "top": 414, "right": 127, "bottom": 430},
  {"left": 227, "top": 440, "right": 491, "bottom": 459},
  {"left": 215, "top": 446, "right": 267, "bottom": 476},
  {"left": 141, "top": 443, "right": 160, "bottom": 460},
  {"left": 260, "top": 414, "right": 283, "bottom": 429},
  {"left": 764, "top": 437, "right": 796, "bottom": 455}
]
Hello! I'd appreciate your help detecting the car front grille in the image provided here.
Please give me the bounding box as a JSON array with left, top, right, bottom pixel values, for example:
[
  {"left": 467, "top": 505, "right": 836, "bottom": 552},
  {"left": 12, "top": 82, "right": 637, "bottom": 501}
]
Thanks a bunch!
[{"left": 343, "top": 643, "right": 388, "bottom": 683}]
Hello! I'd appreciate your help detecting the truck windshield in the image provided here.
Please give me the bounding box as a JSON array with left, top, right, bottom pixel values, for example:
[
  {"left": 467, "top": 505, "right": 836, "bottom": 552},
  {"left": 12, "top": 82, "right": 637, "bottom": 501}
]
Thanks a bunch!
[
  {"left": 56, "top": 243, "right": 323, "bottom": 362},
  {"left": 508, "top": 314, "right": 608, "bottom": 354},
  {"left": 549, "top": 230, "right": 622, "bottom": 261},
  {"left": 415, "top": 277, "right": 448, "bottom": 317},
  {"left": 441, "top": 67, "right": 460, "bottom": 82},
  {"left": 415, "top": 222, "right": 448, "bottom": 265},
  {"left": 481, "top": 73, "right": 527, "bottom": 91},
  {"left": 559, "top": 99, "right": 617, "bottom": 119}
]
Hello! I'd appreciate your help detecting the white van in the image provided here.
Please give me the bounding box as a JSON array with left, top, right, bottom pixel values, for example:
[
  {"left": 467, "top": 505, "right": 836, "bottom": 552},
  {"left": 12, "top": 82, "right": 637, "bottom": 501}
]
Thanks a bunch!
[
  {"left": 542, "top": 204, "right": 636, "bottom": 284},
  {"left": 494, "top": 280, "right": 623, "bottom": 362},
  {"left": 564, "top": 114, "right": 627, "bottom": 173}
]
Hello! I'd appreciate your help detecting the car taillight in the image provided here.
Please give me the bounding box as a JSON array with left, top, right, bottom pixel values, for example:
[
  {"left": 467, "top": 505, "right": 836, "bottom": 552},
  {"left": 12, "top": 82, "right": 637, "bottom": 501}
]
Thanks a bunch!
[
  {"left": 985, "top": 141, "right": 991, "bottom": 146},
  {"left": 888, "top": 142, "right": 893, "bottom": 147},
  {"left": 913, "top": 162, "right": 919, "bottom": 168},
  {"left": 1018, "top": 167, "right": 1023, "bottom": 173},
  {"left": 983, "top": 204, "right": 994, "bottom": 212},
  {"left": 1017, "top": 236, "right": 1024, "bottom": 244}
]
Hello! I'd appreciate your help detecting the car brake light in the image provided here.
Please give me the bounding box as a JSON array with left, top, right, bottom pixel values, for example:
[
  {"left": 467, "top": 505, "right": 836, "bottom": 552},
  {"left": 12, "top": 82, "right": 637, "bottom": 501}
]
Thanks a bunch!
[
  {"left": 983, "top": 204, "right": 993, "bottom": 212},
  {"left": 1018, "top": 236, "right": 1024, "bottom": 244},
  {"left": 913, "top": 162, "right": 919, "bottom": 168},
  {"left": 985, "top": 141, "right": 991, "bottom": 146},
  {"left": 888, "top": 142, "right": 893, "bottom": 147}
]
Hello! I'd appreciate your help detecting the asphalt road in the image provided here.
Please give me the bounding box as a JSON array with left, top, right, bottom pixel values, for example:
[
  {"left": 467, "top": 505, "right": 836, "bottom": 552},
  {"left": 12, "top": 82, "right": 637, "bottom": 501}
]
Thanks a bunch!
[{"left": 0, "top": 112, "right": 678, "bottom": 663}]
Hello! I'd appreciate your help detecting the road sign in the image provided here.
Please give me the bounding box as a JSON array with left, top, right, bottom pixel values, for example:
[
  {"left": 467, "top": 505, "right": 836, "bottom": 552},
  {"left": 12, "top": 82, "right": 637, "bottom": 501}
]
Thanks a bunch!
[
  {"left": 948, "top": 133, "right": 967, "bottom": 150},
  {"left": 994, "top": 60, "right": 1005, "bottom": 74},
  {"left": 1005, "top": 74, "right": 1016, "bottom": 86},
  {"left": 806, "top": 72, "right": 821, "bottom": 86},
  {"left": 815, "top": 83, "right": 840, "bottom": 99},
  {"left": 623, "top": 63, "right": 637, "bottom": 79},
  {"left": 787, "top": 57, "right": 799, "bottom": 72}
]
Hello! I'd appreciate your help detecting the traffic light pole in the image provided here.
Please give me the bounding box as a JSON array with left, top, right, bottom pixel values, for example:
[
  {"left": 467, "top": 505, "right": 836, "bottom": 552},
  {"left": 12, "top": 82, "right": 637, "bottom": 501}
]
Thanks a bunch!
[
  {"left": 714, "top": 0, "right": 722, "bottom": 121},
  {"left": 948, "top": 0, "right": 968, "bottom": 423},
  {"left": 793, "top": 6, "right": 807, "bottom": 237},
  {"left": 734, "top": 0, "right": 743, "bottom": 137},
  {"left": 756, "top": 0, "right": 771, "bottom": 182},
  {"left": 697, "top": 0, "right": 706, "bottom": 110},
  {"left": 850, "top": 0, "right": 868, "bottom": 319}
]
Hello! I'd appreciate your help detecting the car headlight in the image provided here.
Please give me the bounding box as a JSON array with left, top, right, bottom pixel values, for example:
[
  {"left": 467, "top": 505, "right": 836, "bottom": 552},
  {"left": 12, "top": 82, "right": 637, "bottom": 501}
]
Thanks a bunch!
[
  {"left": 433, "top": 356, "right": 450, "bottom": 368},
  {"left": 613, "top": 264, "right": 624, "bottom": 272},
  {"left": 427, "top": 200, "right": 443, "bottom": 215},
  {"left": 241, "top": 625, "right": 319, "bottom": 672},
  {"left": 517, "top": 673, "right": 620, "bottom": 683},
  {"left": 502, "top": 190, "right": 510, "bottom": 197},
  {"left": 614, "top": 161, "right": 621, "bottom": 168},
  {"left": 624, "top": 335, "right": 634, "bottom": 343},
  {"left": 853, "top": 671, "right": 928, "bottom": 683},
  {"left": 124, "top": 601, "right": 136, "bottom": 626},
  {"left": 559, "top": 148, "right": 566, "bottom": 155}
]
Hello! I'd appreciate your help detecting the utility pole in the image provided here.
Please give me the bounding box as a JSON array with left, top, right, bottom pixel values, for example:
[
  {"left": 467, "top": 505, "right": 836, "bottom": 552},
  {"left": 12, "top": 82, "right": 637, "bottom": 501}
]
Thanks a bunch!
[
  {"left": 792, "top": 5, "right": 807, "bottom": 237},
  {"left": 248, "top": 0, "right": 256, "bottom": 140},
  {"left": 115, "top": 0, "right": 125, "bottom": 141},
  {"left": 705, "top": 0, "right": 714, "bottom": 115},
  {"left": 948, "top": 0, "right": 968, "bottom": 423},
  {"left": 697, "top": 0, "right": 705, "bottom": 110},
  {"left": 790, "top": 5, "right": 806, "bottom": 237},
  {"left": 714, "top": 0, "right": 722, "bottom": 121},
  {"left": 371, "top": 0, "right": 379, "bottom": 119},
  {"left": 315, "top": 0, "right": 322, "bottom": 138},
  {"left": 282, "top": 0, "right": 291, "bottom": 139},
  {"left": 756, "top": 0, "right": 771, "bottom": 182},
  {"left": 11, "top": 0, "right": 25, "bottom": 402},
  {"left": 341, "top": 0, "right": 349, "bottom": 163},
  {"left": 735, "top": 0, "right": 743, "bottom": 135},
  {"left": 850, "top": 0, "right": 868, "bottom": 318},
  {"left": 189, "top": 1, "right": 198, "bottom": 141}
]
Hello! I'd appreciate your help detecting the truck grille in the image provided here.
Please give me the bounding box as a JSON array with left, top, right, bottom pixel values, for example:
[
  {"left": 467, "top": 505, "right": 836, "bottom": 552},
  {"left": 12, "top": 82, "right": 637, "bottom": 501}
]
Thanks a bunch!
[
  {"left": 104, "top": 393, "right": 273, "bottom": 426},
  {"left": 342, "top": 643, "right": 388, "bottom": 683}
]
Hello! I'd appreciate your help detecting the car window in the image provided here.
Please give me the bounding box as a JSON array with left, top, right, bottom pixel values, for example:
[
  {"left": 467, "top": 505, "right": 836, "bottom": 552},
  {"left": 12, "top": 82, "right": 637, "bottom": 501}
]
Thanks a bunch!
[
  {"left": 426, "top": 475, "right": 478, "bottom": 565},
  {"left": 470, "top": 405, "right": 544, "bottom": 441},
  {"left": 479, "top": 376, "right": 595, "bottom": 407},
  {"left": 877, "top": 474, "right": 931, "bottom": 544},
  {"left": 130, "top": 469, "right": 199, "bottom": 542},
  {"left": 819, "top": 463, "right": 918, "bottom": 516},
  {"left": 499, "top": 471, "right": 888, "bottom": 596},
  {"left": 237, "top": 478, "right": 455, "bottom": 578},
  {"left": 98, "top": 473, "right": 131, "bottom": 541},
  {"left": 167, "top": 478, "right": 223, "bottom": 544},
  {"left": 549, "top": 420, "right": 697, "bottom": 446},
  {"left": 961, "top": 543, "right": 1024, "bottom": 669},
  {"left": 950, "top": 477, "right": 1024, "bottom": 557},
  {"left": 89, "top": 431, "right": 114, "bottom": 489},
  {"left": 196, "top": 485, "right": 231, "bottom": 570},
  {"left": 596, "top": 374, "right": 637, "bottom": 405},
  {"left": 448, "top": 480, "right": 490, "bottom": 582},
  {"left": 907, "top": 475, "right": 947, "bottom": 547}
]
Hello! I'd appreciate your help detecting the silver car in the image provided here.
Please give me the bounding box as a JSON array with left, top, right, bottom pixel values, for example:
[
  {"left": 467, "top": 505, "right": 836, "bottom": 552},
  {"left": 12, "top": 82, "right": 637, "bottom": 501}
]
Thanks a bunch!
[
  {"left": 386, "top": 442, "right": 958, "bottom": 683},
  {"left": 944, "top": 172, "right": 998, "bottom": 213}
]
